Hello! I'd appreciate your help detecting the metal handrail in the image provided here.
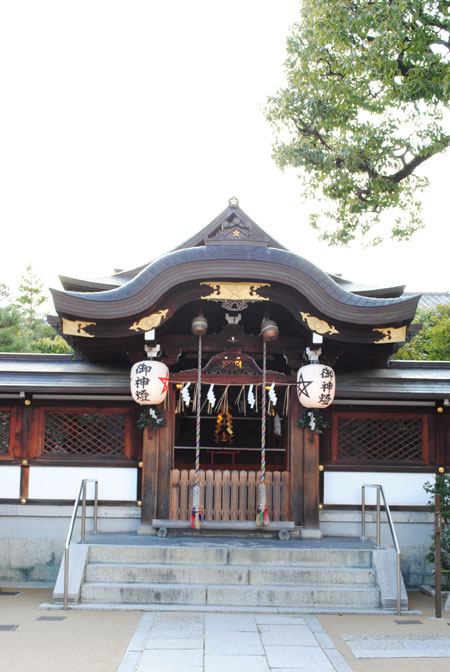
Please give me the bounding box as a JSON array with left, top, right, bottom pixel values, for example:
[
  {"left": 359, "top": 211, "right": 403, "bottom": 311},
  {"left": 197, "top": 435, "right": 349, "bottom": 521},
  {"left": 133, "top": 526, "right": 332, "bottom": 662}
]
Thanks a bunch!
[
  {"left": 361, "top": 484, "right": 402, "bottom": 615},
  {"left": 63, "top": 479, "right": 98, "bottom": 610}
]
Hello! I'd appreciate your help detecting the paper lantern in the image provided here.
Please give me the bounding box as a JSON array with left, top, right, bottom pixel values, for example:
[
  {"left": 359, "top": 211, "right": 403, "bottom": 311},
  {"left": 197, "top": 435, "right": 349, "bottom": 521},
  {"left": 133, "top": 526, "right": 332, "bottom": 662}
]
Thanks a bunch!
[
  {"left": 130, "top": 360, "right": 169, "bottom": 405},
  {"left": 297, "top": 364, "right": 335, "bottom": 409}
]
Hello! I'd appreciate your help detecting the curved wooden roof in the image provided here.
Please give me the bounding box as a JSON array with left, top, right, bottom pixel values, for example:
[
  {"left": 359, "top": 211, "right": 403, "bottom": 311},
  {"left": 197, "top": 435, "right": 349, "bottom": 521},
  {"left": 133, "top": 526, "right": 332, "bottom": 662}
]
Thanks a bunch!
[
  {"left": 57, "top": 202, "right": 407, "bottom": 302},
  {"left": 51, "top": 242, "right": 419, "bottom": 326}
]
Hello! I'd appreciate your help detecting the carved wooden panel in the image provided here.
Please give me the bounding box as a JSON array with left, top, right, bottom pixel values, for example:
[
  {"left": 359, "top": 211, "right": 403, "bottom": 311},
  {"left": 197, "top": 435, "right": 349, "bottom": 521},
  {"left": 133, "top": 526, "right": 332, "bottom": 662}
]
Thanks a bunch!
[
  {"left": 42, "top": 410, "right": 131, "bottom": 458},
  {"left": 0, "top": 411, "right": 10, "bottom": 455},
  {"left": 331, "top": 412, "right": 428, "bottom": 464},
  {"left": 0, "top": 407, "right": 20, "bottom": 459}
]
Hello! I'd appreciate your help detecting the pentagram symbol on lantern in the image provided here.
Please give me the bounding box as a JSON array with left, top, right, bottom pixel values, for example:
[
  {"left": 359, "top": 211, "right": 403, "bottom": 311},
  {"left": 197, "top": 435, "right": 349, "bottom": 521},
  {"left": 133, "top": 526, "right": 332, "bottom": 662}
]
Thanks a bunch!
[
  {"left": 159, "top": 375, "right": 169, "bottom": 394},
  {"left": 297, "top": 373, "right": 313, "bottom": 398}
]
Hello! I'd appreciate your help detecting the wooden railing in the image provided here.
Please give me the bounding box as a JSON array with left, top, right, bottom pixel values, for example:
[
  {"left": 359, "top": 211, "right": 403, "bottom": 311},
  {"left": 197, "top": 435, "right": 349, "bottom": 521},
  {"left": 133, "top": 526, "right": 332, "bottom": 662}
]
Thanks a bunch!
[{"left": 170, "top": 469, "right": 290, "bottom": 522}]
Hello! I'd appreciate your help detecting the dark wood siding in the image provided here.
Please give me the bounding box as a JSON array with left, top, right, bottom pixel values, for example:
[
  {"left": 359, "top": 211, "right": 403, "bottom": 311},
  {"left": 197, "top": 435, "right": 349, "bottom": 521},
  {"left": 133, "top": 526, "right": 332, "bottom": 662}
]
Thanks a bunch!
[
  {"left": 321, "top": 408, "right": 438, "bottom": 471},
  {"left": 0, "top": 406, "right": 21, "bottom": 460}
]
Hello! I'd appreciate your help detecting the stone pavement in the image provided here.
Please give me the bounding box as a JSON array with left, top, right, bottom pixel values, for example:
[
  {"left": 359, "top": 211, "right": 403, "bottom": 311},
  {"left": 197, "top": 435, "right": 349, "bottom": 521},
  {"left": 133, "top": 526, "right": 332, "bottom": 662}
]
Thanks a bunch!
[
  {"left": 2, "top": 588, "right": 450, "bottom": 672},
  {"left": 342, "top": 633, "right": 450, "bottom": 658},
  {"left": 117, "top": 612, "right": 352, "bottom": 672}
]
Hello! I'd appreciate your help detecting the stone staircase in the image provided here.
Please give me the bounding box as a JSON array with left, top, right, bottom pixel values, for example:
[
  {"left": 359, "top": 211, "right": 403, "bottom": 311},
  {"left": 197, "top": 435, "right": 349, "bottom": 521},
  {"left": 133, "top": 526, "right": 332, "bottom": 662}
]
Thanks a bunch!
[{"left": 53, "top": 541, "right": 408, "bottom": 612}]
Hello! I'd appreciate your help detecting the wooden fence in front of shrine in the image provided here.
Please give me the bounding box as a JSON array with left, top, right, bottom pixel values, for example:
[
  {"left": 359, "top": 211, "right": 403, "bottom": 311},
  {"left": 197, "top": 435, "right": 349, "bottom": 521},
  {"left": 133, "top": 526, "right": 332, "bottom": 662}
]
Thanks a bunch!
[{"left": 169, "top": 469, "right": 290, "bottom": 522}]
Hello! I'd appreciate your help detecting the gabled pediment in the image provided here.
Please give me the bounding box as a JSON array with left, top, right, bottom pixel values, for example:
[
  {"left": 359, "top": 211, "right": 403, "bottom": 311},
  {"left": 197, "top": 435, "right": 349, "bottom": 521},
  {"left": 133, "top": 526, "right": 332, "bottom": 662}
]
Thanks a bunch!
[
  {"left": 173, "top": 198, "right": 286, "bottom": 251},
  {"left": 204, "top": 208, "right": 268, "bottom": 247}
]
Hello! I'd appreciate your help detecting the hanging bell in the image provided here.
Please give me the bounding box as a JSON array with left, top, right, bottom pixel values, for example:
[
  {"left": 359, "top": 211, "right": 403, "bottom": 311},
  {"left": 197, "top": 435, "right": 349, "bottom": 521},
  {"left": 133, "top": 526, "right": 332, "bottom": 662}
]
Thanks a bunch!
[
  {"left": 260, "top": 316, "right": 279, "bottom": 342},
  {"left": 191, "top": 313, "right": 208, "bottom": 337}
]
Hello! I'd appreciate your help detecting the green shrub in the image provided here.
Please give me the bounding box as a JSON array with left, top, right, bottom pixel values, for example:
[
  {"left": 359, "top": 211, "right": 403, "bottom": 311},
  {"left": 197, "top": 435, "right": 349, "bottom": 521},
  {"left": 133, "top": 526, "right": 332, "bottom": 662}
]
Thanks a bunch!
[{"left": 423, "top": 474, "right": 450, "bottom": 588}]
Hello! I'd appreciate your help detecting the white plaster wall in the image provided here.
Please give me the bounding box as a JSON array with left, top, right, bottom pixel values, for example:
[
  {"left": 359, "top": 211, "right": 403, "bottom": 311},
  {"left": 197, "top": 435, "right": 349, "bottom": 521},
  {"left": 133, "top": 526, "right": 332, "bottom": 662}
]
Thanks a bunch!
[
  {"left": 324, "top": 471, "right": 432, "bottom": 506},
  {"left": 28, "top": 466, "right": 138, "bottom": 501},
  {"left": 0, "top": 466, "right": 21, "bottom": 499}
]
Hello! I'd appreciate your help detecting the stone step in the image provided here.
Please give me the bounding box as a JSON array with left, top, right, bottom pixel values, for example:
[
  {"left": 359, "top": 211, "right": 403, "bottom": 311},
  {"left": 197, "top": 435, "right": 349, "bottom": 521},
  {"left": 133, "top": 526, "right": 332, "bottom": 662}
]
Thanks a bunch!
[
  {"left": 207, "top": 585, "right": 380, "bottom": 608},
  {"left": 88, "top": 545, "right": 228, "bottom": 566},
  {"left": 84, "top": 562, "right": 376, "bottom": 587},
  {"left": 249, "top": 566, "right": 375, "bottom": 587},
  {"left": 80, "top": 581, "right": 380, "bottom": 608},
  {"left": 88, "top": 544, "right": 373, "bottom": 569},
  {"left": 85, "top": 562, "right": 248, "bottom": 586}
]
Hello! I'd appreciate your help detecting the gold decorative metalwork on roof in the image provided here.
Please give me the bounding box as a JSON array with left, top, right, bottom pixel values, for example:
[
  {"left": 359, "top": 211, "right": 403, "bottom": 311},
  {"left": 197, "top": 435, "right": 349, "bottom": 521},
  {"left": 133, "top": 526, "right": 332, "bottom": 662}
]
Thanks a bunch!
[
  {"left": 373, "top": 326, "right": 407, "bottom": 343},
  {"left": 201, "top": 282, "right": 270, "bottom": 301},
  {"left": 129, "top": 309, "right": 169, "bottom": 332},
  {"left": 62, "top": 318, "right": 96, "bottom": 338},
  {"left": 300, "top": 312, "right": 339, "bottom": 335}
]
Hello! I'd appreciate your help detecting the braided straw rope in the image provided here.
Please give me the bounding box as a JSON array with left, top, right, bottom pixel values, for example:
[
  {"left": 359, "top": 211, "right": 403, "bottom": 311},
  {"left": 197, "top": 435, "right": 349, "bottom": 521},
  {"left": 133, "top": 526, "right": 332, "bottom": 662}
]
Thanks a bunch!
[
  {"left": 191, "top": 334, "right": 202, "bottom": 529},
  {"left": 257, "top": 339, "right": 269, "bottom": 526}
]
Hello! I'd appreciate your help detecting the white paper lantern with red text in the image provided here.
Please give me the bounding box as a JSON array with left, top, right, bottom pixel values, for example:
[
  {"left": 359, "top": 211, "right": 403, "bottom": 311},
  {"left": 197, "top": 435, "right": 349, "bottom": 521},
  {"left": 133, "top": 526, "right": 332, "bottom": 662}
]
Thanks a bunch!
[
  {"left": 297, "top": 364, "right": 335, "bottom": 409},
  {"left": 130, "top": 360, "right": 169, "bottom": 405}
]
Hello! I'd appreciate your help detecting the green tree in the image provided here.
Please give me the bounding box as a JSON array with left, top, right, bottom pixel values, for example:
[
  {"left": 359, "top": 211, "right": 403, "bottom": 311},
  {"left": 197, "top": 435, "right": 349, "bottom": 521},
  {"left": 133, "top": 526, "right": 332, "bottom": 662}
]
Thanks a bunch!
[
  {"left": 0, "top": 283, "right": 10, "bottom": 303},
  {"left": 0, "top": 267, "right": 73, "bottom": 354},
  {"left": 0, "top": 305, "right": 31, "bottom": 352},
  {"left": 32, "top": 334, "right": 73, "bottom": 354},
  {"left": 392, "top": 304, "right": 450, "bottom": 360},
  {"left": 423, "top": 473, "right": 450, "bottom": 586},
  {"left": 266, "top": 0, "right": 450, "bottom": 245},
  {"left": 15, "top": 264, "right": 51, "bottom": 343}
]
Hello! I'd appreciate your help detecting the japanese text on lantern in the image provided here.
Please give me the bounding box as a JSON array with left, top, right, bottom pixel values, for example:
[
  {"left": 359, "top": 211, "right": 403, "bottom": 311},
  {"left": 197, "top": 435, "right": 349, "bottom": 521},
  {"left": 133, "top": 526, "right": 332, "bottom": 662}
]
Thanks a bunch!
[
  {"left": 319, "top": 368, "right": 334, "bottom": 406},
  {"left": 134, "top": 363, "right": 152, "bottom": 402}
]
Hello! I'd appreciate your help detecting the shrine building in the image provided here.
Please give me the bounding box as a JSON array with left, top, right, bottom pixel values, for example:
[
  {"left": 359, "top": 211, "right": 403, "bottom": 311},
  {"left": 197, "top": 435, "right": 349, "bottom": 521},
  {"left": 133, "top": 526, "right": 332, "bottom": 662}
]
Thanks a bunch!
[{"left": 1, "top": 198, "right": 450, "bottom": 589}]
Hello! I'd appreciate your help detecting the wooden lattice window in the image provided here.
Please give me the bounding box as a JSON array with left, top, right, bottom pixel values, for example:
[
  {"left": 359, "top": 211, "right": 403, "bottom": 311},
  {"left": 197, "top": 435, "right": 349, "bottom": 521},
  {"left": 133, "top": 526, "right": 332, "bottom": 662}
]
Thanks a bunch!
[
  {"left": 331, "top": 412, "right": 428, "bottom": 465},
  {"left": 43, "top": 410, "right": 130, "bottom": 457},
  {"left": 0, "top": 411, "right": 11, "bottom": 455}
]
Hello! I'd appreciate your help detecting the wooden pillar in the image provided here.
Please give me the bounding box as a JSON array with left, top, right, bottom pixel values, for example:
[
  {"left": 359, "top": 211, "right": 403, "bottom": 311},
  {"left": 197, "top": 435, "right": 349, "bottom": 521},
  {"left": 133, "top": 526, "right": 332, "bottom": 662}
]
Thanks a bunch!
[
  {"left": 19, "top": 402, "right": 32, "bottom": 502},
  {"left": 289, "top": 387, "right": 304, "bottom": 525},
  {"left": 141, "top": 387, "right": 174, "bottom": 524},
  {"left": 156, "top": 396, "right": 173, "bottom": 519},
  {"left": 288, "top": 387, "right": 321, "bottom": 535},
  {"left": 20, "top": 464, "right": 30, "bottom": 501},
  {"left": 141, "top": 426, "right": 159, "bottom": 524},
  {"left": 302, "top": 428, "right": 321, "bottom": 533},
  {"left": 435, "top": 407, "right": 445, "bottom": 469}
]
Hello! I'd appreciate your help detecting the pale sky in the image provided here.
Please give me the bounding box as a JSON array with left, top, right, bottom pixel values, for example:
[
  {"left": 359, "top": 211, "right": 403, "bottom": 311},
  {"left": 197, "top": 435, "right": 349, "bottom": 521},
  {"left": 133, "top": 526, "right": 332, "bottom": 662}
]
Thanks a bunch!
[{"left": 1, "top": 0, "right": 449, "bottom": 307}]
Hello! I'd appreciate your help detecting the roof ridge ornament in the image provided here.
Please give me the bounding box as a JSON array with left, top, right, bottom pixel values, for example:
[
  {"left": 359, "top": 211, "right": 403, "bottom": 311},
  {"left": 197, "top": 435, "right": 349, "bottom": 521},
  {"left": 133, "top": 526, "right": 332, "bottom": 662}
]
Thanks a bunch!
[{"left": 204, "top": 200, "right": 269, "bottom": 247}]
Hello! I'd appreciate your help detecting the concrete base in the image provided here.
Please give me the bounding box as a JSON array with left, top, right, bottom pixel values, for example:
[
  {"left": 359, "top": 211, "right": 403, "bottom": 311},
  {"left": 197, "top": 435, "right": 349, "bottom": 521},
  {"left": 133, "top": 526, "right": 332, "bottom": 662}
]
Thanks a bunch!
[
  {"left": 39, "top": 601, "right": 423, "bottom": 615},
  {"left": 53, "top": 544, "right": 89, "bottom": 604},
  {"left": 0, "top": 503, "right": 141, "bottom": 584},
  {"left": 51, "top": 540, "right": 393, "bottom": 612},
  {"left": 445, "top": 592, "right": 450, "bottom": 612},
  {"left": 301, "top": 528, "right": 323, "bottom": 539},
  {"left": 0, "top": 502, "right": 437, "bottom": 588},
  {"left": 136, "top": 525, "right": 157, "bottom": 535},
  {"left": 320, "top": 508, "right": 434, "bottom": 587},
  {"left": 372, "top": 548, "right": 408, "bottom": 609},
  {"left": 419, "top": 585, "right": 450, "bottom": 598}
]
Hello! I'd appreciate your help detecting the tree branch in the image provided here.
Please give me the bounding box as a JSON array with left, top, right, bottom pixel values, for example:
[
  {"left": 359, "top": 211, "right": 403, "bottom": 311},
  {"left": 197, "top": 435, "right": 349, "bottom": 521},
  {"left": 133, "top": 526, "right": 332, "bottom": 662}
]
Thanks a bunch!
[
  {"left": 294, "top": 119, "right": 333, "bottom": 151},
  {"left": 389, "top": 153, "right": 432, "bottom": 183}
]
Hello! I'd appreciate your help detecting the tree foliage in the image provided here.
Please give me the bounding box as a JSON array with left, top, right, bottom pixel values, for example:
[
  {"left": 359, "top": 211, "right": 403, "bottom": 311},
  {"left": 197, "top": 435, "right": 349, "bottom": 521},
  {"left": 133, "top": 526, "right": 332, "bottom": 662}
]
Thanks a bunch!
[
  {"left": 0, "top": 266, "right": 73, "bottom": 355},
  {"left": 266, "top": 0, "right": 450, "bottom": 245},
  {"left": 392, "top": 304, "right": 450, "bottom": 360},
  {"left": 15, "top": 265, "right": 52, "bottom": 345},
  {"left": 0, "top": 305, "right": 31, "bottom": 352},
  {"left": 423, "top": 473, "right": 450, "bottom": 582}
]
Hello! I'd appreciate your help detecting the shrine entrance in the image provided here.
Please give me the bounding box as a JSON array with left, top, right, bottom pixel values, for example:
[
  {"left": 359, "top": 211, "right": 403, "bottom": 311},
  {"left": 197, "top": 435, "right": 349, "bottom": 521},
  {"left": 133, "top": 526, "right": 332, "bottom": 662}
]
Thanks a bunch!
[
  {"left": 170, "top": 383, "right": 290, "bottom": 521},
  {"left": 140, "top": 376, "right": 318, "bottom": 531},
  {"left": 139, "top": 294, "right": 324, "bottom": 532}
]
